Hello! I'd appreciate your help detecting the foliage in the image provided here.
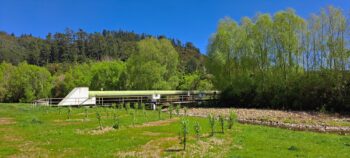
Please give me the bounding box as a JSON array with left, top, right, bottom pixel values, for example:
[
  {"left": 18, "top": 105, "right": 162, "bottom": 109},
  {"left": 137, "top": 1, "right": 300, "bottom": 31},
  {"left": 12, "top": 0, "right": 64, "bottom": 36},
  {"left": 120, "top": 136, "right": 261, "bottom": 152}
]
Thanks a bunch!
[
  {"left": 126, "top": 38, "right": 180, "bottom": 90},
  {"left": 1, "top": 62, "right": 53, "bottom": 102},
  {"left": 90, "top": 61, "right": 127, "bottom": 90},
  {"left": 207, "top": 6, "right": 350, "bottom": 112},
  {"left": 178, "top": 72, "right": 214, "bottom": 90},
  {"left": 0, "top": 30, "right": 203, "bottom": 73}
]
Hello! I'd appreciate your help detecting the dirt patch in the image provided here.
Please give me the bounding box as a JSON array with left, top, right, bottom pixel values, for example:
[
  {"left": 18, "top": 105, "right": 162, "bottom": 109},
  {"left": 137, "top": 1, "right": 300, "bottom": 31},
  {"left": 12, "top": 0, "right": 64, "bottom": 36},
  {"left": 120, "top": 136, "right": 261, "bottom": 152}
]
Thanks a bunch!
[
  {"left": 115, "top": 137, "right": 178, "bottom": 158},
  {"left": 135, "top": 118, "right": 179, "bottom": 128},
  {"left": 0, "top": 117, "right": 16, "bottom": 125},
  {"left": 9, "top": 141, "right": 50, "bottom": 158},
  {"left": 53, "top": 119, "right": 87, "bottom": 125},
  {"left": 166, "top": 137, "right": 233, "bottom": 158},
  {"left": 183, "top": 108, "right": 350, "bottom": 134},
  {"left": 76, "top": 127, "right": 115, "bottom": 135}
]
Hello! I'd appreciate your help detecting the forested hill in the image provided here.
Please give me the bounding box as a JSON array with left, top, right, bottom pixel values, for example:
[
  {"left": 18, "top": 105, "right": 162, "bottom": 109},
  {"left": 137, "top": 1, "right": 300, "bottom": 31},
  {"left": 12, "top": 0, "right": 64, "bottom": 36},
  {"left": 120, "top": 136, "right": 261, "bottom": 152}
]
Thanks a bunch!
[{"left": 0, "top": 29, "right": 204, "bottom": 73}]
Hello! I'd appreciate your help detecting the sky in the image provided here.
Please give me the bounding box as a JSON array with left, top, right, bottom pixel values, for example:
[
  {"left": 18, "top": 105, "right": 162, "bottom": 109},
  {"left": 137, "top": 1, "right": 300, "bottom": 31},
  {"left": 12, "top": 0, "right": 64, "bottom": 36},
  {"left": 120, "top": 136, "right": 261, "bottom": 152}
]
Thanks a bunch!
[{"left": 1, "top": 0, "right": 350, "bottom": 53}]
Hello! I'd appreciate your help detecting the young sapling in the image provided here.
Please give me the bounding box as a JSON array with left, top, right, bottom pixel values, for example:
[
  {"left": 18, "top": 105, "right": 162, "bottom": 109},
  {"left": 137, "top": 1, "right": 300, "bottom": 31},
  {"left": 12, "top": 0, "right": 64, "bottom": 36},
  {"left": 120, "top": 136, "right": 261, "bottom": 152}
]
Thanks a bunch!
[
  {"left": 176, "top": 104, "right": 180, "bottom": 116},
  {"left": 208, "top": 114, "right": 215, "bottom": 136},
  {"left": 219, "top": 115, "right": 224, "bottom": 133},
  {"left": 180, "top": 118, "right": 189, "bottom": 150},
  {"left": 194, "top": 121, "right": 201, "bottom": 140},
  {"left": 168, "top": 104, "right": 173, "bottom": 119},
  {"left": 96, "top": 111, "right": 102, "bottom": 130}
]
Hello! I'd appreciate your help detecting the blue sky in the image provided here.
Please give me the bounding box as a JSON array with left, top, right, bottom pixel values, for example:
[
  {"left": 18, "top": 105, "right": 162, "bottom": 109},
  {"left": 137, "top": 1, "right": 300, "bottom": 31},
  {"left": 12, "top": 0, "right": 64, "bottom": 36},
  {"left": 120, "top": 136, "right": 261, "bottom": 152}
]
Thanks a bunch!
[{"left": 1, "top": 0, "right": 349, "bottom": 53}]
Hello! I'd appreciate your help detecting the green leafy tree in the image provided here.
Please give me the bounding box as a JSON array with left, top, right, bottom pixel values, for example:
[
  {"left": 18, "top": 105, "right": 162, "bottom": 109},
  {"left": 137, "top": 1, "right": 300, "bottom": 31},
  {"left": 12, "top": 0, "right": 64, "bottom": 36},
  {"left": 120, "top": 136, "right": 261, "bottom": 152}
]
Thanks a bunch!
[{"left": 126, "top": 38, "right": 180, "bottom": 90}]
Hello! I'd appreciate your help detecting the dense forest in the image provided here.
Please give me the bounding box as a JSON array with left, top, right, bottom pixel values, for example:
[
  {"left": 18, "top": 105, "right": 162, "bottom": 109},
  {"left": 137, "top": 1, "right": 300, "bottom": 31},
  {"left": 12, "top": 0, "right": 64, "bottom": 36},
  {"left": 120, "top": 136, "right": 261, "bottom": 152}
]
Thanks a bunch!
[
  {"left": 0, "top": 30, "right": 212, "bottom": 102},
  {"left": 1, "top": 6, "right": 350, "bottom": 112},
  {"left": 208, "top": 6, "right": 350, "bottom": 112}
]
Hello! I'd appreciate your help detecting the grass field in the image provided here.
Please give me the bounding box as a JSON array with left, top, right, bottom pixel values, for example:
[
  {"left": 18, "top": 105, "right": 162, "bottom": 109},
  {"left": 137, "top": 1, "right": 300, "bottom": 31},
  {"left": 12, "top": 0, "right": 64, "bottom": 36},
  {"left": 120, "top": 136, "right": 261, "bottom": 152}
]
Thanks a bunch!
[{"left": 0, "top": 103, "right": 349, "bottom": 158}]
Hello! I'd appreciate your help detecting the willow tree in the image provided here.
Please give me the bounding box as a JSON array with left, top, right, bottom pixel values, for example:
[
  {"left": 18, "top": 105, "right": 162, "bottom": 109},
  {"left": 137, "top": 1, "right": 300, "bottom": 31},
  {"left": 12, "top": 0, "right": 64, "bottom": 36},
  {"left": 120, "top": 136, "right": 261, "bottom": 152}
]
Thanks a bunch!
[{"left": 207, "top": 6, "right": 350, "bottom": 111}]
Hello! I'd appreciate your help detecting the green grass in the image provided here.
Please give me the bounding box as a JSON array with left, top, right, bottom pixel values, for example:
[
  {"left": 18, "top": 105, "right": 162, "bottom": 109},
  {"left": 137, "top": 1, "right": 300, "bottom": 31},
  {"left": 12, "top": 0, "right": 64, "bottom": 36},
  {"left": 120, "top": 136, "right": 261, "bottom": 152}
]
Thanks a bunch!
[{"left": 0, "top": 103, "right": 349, "bottom": 157}]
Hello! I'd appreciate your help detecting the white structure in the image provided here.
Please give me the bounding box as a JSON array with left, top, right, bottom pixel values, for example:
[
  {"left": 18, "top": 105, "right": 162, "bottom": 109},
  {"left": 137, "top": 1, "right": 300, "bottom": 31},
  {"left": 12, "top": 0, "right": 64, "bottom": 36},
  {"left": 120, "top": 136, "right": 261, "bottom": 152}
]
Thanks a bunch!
[{"left": 58, "top": 87, "right": 96, "bottom": 106}]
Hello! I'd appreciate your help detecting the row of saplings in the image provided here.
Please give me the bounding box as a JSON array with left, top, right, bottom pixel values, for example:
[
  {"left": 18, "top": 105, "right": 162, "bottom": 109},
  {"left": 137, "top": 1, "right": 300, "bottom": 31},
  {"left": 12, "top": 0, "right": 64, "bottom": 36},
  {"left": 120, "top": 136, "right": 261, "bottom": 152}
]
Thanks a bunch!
[
  {"left": 180, "top": 111, "right": 237, "bottom": 150},
  {"left": 57, "top": 102, "right": 237, "bottom": 151}
]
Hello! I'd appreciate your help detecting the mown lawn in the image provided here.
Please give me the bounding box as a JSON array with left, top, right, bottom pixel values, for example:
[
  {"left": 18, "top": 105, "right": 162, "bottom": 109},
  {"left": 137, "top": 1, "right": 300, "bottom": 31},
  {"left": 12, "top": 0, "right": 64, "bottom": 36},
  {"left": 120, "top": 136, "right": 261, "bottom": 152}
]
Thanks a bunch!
[{"left": 0, "top": 103, "right": 349, "bottom": 157}]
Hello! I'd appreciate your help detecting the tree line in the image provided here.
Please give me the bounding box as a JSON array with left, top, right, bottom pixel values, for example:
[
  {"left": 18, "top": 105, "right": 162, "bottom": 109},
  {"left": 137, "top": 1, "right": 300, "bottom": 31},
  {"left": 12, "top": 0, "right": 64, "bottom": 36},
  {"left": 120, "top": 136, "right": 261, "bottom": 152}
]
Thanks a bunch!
[
  {"left": 0, "top": 29, "right": 204, "bottom": 74},
  {"left": 207, "top": 6, "right": 350, "bottom": 112},
  {"left": 0, "top": 37, "right": 213, "bottom": 102}
]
